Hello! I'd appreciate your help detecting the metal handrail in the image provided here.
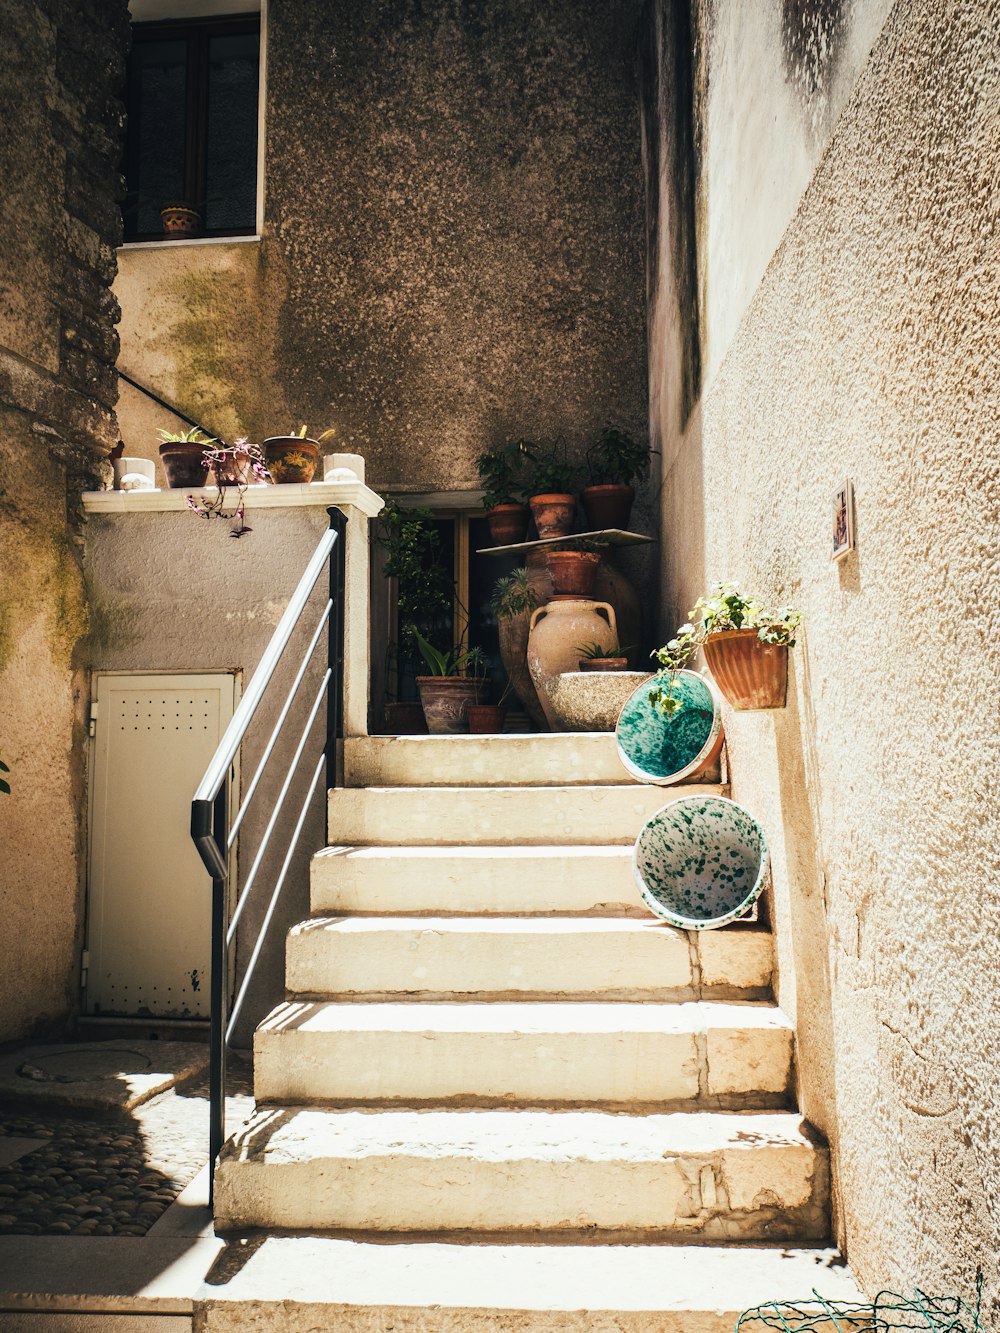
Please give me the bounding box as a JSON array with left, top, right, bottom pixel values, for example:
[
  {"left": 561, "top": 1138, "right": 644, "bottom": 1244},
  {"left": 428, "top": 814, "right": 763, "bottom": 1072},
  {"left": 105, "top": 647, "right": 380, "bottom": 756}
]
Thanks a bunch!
[{"left": 190, "top": 506, "right": 347, "bottom": 1199}]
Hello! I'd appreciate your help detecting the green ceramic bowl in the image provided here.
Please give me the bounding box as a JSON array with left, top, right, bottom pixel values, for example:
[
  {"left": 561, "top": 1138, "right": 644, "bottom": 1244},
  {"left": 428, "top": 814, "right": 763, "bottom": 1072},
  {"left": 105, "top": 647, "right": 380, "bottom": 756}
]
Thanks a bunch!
[
  {"left": 633, "top": 795, "right": 769, "bottom": 930},
  {"left": 616, "top": 669, "right": 723, "bottom": 785}
]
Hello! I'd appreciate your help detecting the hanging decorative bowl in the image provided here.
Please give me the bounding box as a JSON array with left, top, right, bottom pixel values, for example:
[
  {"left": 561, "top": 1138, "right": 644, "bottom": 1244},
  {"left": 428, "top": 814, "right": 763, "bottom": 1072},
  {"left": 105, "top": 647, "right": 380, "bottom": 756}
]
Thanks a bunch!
[
  {"left": 616, "top": 669, "right": 724, "bottom": 785},
  {"left": 633, "top": 795, "right": 768, "bottom": 930}
]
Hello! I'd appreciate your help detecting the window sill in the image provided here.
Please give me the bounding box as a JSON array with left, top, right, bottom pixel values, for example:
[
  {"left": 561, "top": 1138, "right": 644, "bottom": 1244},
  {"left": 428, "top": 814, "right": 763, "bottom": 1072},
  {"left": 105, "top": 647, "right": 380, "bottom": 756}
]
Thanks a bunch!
[{"left": 119, "top": 235, "right": 262, "bottom": 252}]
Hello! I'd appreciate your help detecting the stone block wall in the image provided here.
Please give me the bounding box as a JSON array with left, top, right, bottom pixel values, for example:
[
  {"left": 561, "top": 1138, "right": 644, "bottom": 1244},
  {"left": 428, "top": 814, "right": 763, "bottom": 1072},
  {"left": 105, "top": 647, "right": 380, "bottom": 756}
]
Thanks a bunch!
[{"left": 0, "top": 0, "right": 128, "bottom": 1040}]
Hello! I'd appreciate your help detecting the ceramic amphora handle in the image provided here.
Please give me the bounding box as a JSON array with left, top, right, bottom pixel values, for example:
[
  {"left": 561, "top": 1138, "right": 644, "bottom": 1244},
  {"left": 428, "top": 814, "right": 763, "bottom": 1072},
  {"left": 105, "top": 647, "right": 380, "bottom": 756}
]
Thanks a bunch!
[
  {"left": 593, "top": 602, "right": 617, "bottom": 636},
  {"left": 529, "top": 606, "right": 549, "bottom": 632}
]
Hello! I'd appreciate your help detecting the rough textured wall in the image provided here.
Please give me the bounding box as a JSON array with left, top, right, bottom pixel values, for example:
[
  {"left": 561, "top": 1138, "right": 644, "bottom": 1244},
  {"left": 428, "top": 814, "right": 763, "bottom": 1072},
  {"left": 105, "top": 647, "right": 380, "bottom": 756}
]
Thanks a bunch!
[
  {"left": 115, "top": 0, "right": 648, "bottom": 498},
  {"left": 646, "top": 0, "right": 999, "bottom": 1309},
  {"left": 0, "top": 0, "right": 128, "bottom": 1040}
]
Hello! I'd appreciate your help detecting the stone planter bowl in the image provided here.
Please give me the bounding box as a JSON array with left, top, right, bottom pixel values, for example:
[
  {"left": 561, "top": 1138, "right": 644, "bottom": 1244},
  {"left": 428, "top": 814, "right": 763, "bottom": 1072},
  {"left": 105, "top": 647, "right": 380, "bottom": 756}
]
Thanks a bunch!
[
  {"left": 633, "top": 795, "right": 769, "bottom": 930},
  {"left": 547, "top": 670, "right": 652, "bottom": 732}
]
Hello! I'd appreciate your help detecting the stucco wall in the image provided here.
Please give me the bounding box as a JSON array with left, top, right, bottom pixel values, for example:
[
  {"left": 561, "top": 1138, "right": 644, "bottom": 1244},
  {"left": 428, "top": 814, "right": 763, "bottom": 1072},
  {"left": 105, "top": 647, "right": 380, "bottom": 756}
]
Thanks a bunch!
[
  {"left": 643, "top": 0, "right": 999, "bottom": 1310},
  {"left": 83, "top": 503, "right": 336, "bottom": 1046},
  {"left": 0, "top": 0, "right": 128, "bottom": 1040},
  {"left": 114, "top": 0, "right": 648, "bottom": 500}
]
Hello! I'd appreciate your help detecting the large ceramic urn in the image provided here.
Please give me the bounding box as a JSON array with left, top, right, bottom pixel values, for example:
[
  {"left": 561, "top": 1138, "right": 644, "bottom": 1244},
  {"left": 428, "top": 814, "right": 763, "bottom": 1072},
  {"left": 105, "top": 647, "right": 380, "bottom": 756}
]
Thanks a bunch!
[{"left": 527, "top": 599, "right": 617, "bottom": 730}]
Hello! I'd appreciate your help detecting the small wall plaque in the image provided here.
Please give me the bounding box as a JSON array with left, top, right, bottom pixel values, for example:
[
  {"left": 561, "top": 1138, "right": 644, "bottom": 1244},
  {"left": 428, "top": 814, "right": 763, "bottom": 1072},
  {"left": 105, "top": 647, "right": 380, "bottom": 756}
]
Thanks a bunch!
[{"left": 832, "top": 478, "right": 855, "bottom": 561}]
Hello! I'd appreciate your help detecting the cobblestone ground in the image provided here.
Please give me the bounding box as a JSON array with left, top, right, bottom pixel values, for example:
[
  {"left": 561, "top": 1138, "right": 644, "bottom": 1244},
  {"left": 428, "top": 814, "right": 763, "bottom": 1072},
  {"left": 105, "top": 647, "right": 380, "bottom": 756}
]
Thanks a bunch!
[{"left": 0, "top": 1057, "right": 254, "bottom": 1237}]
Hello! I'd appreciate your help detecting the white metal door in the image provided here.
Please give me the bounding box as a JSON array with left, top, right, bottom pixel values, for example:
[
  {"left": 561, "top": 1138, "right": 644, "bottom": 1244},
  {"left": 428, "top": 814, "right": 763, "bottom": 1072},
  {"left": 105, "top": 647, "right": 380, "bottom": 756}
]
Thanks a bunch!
[{"left": 86, "top": 673, "right": 236, "bottom": 1019}]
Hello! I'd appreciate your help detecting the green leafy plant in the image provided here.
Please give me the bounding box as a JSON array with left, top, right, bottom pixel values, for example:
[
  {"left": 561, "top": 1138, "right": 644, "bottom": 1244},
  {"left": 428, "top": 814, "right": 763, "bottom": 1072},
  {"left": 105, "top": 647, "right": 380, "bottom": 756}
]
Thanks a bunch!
[
  {"left": 476, "top": 440, "right": 531, "bottom": 509},
  {"left": 158, "top": 426, "right": 217, "bottom": 446},
  {"left": 286, "top": 425, "right": 337, "bottom": 443},
  {"left": 648, "top": 583, "right": 801, "bottom": 715},
  {"left": 412, "top": 628, "right": 487, "bottom": 678},
  {"left": 490, "top": 569, "right": 539, "bottom": 621},
  {"left": 586, "top": 427, "right": 653, "bottom": 487},
  {"left": 575, "top": 640, "right": 632, "bottom": 660},
  {"left": 525, "top": 443, "right": 579, "bottom": 497},
  {"left": 376, "top": 502, "right": 453, "bottom": 631}
]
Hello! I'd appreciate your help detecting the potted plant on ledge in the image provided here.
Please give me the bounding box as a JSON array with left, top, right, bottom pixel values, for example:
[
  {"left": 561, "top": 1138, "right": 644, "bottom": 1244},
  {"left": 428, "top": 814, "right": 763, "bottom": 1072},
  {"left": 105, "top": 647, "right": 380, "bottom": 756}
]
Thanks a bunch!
[
  {"left": 581, "top": 427, "right": 652, "bottom": 531},
  {"left": 476, "top": 440, "right": 531, "bottom": 545},
  {"left": 412, "top": 630, "right": 487, "bottom": 734},
  {"left": 526, "top": 445, "right": 579, "bottom": 539},
  {"left": 650, "top": 583, "right": 801, "bottom": 712},
  {"left": 263, "top": 426, "right": 337, "bottom": 483}
]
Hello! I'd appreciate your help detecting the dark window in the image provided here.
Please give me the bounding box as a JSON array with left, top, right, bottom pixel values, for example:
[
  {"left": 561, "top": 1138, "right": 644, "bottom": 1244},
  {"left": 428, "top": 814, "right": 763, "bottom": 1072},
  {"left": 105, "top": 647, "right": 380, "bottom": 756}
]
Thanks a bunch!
[{"left": 124, "top": 16, "right": 260, "bottom": 241}]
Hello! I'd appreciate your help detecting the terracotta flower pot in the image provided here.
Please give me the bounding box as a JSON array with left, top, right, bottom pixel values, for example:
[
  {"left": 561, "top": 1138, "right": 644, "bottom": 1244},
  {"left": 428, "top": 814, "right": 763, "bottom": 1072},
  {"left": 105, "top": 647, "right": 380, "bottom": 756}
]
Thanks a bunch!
[
  {"left": 383, "top": 701, "right": 427, "bottom": 734},
  {"left": 703, "top": 629, "right": 789, "bottom": 709},
  {"left": 529, "top": 493, "right": 576, "bottom": 539},
  {"left": 415, "top": 677, "right": 482, "bottom": 734},
  {"left": 160, "top": 203, "right": 201, "bottom": 237},
  {"left": 579, "top": 657, "right": 628, "bottom": 672},
  {"left": 466, "top": 703, "right": 506, "bottom": 733},
  {"left": 263, "top": 437, "right": 320, "bottom": 484},
  {"left": 580, "top": 484, "right": 635, "bottom": 531},
  {"left": 545, "top": 550, "right": 601, "bottom": 599},
  {"left": 159, "top": 440, "right": 208, "bottom": 488},
  {"left": 486, "top": 504, "right": 530, "bottom": 546}
]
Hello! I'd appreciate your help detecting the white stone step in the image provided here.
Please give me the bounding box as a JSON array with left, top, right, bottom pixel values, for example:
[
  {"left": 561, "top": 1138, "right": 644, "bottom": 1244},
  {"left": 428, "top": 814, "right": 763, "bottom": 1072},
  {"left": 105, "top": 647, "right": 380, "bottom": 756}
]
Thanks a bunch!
[
  {"left": 286, "top": 916, "right": 773, "bottom": 1000},
  {"left": 254, "top": 1000, "right": 793, "bottom": 1106},
  {"left": 345, "top": 732, "right": 650, "bottom": 787},
  {"left": 195, "top": 1236, "right": 864, "bottom": 1333},
  {"left": 327, "top": 783, "right": 724, "bottom": 846},
  {"left": 214, "top": 1107, "right": 828, "bottom": 1238}
]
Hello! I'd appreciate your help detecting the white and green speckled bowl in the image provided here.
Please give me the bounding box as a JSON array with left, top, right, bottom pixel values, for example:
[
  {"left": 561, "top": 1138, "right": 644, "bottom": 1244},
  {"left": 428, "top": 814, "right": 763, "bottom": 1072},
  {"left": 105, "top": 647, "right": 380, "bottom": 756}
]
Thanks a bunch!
[
  {"left": 616, "top": 669, "right": 724, "bottom": 785},
  {"left": 633, "top": 795, "right": 769, "bottom": 930}
]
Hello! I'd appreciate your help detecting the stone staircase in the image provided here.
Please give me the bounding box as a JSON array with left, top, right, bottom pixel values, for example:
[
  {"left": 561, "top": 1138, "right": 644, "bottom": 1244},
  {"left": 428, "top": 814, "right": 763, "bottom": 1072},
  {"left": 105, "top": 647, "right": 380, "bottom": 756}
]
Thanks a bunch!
[{"left": 207, "top": 733, "right": 860, "bottom": 1331}]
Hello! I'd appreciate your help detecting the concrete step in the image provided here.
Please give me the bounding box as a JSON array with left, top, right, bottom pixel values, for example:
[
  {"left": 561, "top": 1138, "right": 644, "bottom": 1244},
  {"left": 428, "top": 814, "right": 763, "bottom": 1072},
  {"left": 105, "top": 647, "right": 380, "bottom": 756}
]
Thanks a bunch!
[
  {"left": 194, "top": 1236, "right": 864, "bottom": 1333},
  {"left": 344, "top": 732, "right": 668, "bottom": 787},
  {"left": 254, "top": 1000, "right": 793, "bottom": 1107},
  {"left": 214, "top": 1107, "right": 829, "bottom": 1239},
  {"left": 327, "top": 783, "right": 724, "bottom": 846},
  {"left": 286, "top": 916, "right": 773, "bottom": 1000}
]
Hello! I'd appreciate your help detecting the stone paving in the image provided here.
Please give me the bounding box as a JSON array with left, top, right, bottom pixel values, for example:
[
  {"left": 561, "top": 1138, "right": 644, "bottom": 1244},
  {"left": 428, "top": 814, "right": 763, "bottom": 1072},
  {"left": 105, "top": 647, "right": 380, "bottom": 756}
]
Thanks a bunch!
[{"left": 0, "top": 1056, "right": 253, "bottom": 1238}]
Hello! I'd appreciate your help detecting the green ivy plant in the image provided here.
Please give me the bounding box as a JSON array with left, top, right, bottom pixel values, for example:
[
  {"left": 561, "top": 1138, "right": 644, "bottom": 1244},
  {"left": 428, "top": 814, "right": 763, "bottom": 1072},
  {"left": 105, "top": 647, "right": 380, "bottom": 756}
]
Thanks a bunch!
[
  {"left": 586, "top": 427, "right": 653, "bottom": 487},
  {"left": 376, "top": 501, "right": 453, "bottom": 632},
  {"left": 649, "top": 583, "right": 801, "bottom": 715},
  {"left": 476, "top": 441, "right": 531, "bottom": 510}
]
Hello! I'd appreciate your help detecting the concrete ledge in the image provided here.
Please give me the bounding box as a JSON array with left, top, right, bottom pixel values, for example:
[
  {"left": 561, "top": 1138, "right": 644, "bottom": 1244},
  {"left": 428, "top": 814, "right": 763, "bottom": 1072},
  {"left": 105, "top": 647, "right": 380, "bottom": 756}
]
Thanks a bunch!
[{"left": 81, "top": 478, "right": 384, "bottom": 518}]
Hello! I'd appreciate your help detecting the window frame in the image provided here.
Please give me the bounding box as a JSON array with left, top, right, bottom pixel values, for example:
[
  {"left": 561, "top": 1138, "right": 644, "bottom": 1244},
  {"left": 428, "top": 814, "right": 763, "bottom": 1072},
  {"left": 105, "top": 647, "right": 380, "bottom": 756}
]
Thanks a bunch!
[{"left": 124, "top": 12, "right": 261, "bottom": 243}]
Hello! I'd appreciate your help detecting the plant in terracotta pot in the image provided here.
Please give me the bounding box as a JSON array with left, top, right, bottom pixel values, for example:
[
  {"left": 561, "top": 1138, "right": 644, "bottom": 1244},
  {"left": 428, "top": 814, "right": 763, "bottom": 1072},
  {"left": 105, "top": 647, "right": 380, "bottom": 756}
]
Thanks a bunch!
[
  {"left": 525, "top": 445, "right": 579, "bottom": 539},
  {"left": 476, "top": 440, "right": 531, "bottom": 545},
  {"left": 581, "top": 427, "right": 652, "bottom": 531},
  {"left": 465, "top": 676, "right": 513, "bottom": 734},
  {"left": 263, "top": 426, "right": 336, "bottom": 483},
  {"left": 544, "top": 536, "right": 607, "bottom": 599},
  {"left": 650, "top": 583, "right": 801, "bottom": 712},
  {"left": 491, "top": 570, "right": 546, "bottom": 730},
  {"left": 576, "top": 640, "right": 633, "bottom": 672},
  {"left": 412, "top": 630, "right": 487, "bottom": 735}
]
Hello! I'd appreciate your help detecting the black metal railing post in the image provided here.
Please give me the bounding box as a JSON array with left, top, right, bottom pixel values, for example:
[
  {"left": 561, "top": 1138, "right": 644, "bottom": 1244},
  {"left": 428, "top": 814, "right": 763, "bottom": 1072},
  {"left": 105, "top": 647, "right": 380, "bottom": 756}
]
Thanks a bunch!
[
  {"left": 326, "top": 506, "right": 348, "bottom": 794},
  {"left": 191, "top": 515, "right": 348, "bottom": 1207},
  {"left": 207, "top": 783, "right": 229, "bottom": 1204}
]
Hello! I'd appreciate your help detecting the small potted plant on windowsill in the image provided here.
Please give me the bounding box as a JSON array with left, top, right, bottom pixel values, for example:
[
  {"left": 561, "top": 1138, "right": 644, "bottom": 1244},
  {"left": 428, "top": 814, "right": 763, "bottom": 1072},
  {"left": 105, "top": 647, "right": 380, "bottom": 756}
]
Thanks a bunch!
[
  {"left": 650, "top": 583, "right": 801, "bottom": 712},
  {"left": 263, "top": 426, "right": 337, "bottom": 483},
  {"left": 412, "top": 630, "right": 487, "bottom": 734},
  {"left": 160, "top": 201, "right": 202, "bottom": 237},
  {"left": 581, "top": 427, "right": 652, "bottom": 531},
  {"left": 158, "top": 426, "right": 221, "bottom": 488},
  {"left": 476, "top": 440, "right": 531, "bottom": 545},
  {"left": 526, "top": 445, "right": 579, "bottom": 539}
]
